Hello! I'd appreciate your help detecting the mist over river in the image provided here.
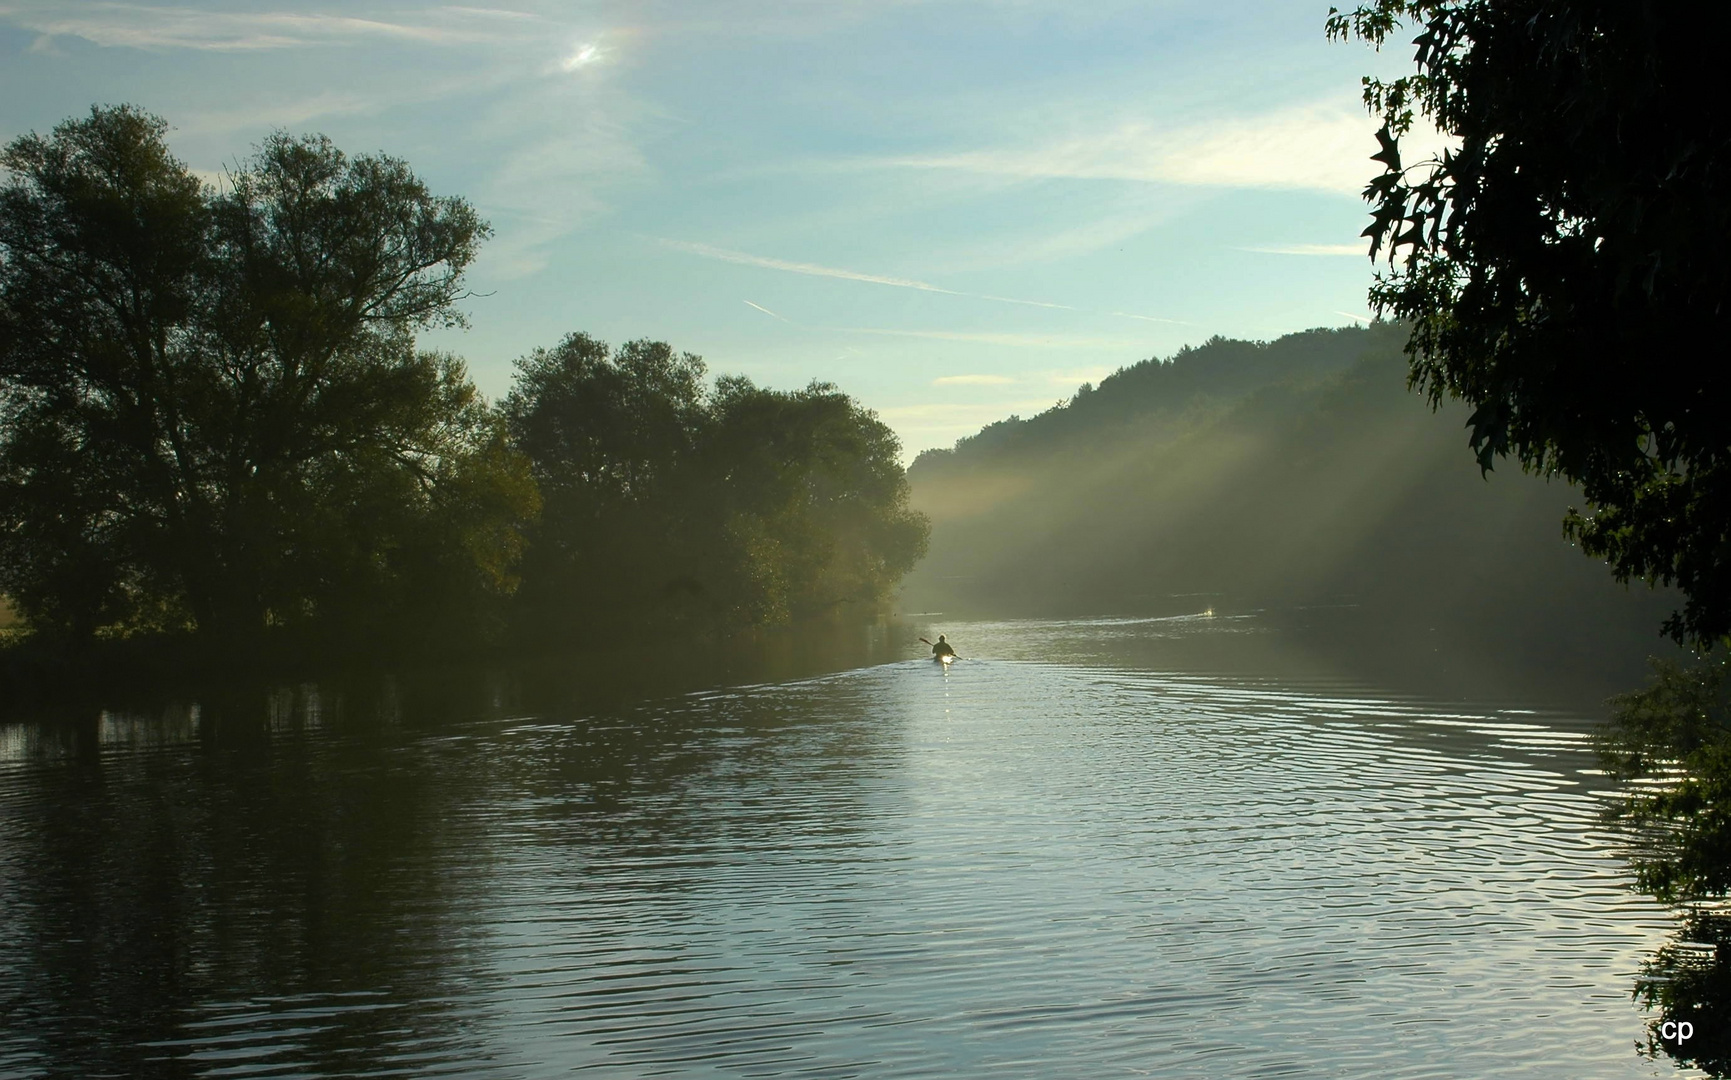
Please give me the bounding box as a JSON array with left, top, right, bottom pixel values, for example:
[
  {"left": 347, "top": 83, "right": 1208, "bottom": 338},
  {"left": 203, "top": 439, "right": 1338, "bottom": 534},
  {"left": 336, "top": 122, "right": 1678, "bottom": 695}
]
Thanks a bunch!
[{"left": 0, "top": 614, "right": 1685, "bottom": 1078}]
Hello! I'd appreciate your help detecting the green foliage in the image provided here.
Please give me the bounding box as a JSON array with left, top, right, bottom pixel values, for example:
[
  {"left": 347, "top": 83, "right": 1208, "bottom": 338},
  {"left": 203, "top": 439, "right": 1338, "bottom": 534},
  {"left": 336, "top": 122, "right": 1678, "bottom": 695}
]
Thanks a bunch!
[
  {"left": 0, "top": 106, "right": 535, "bottom": 645},
  {"left": 1634, "top": 909, "right": 1731, "bottom": 1076},
  {"left": 502, "top": 333, "right": 709, "bottom": 634},
  {"left": 915, "top": 326, "right": 1384, "bottom": 473},
  {"left": 1601, "top": 658, "right": 1731, "bottom": 1077},
  {"left": 699, "top": 375, "right": 930, "bottom": 625},
  {"left": 507, "top": 332, "right": 708, "bottom": 516},
  {"left": 1327, "top": 1, "right": 1731, "bottom": 645},
  {"left": 1599, "top": 657, "right": 1731, "bottom": 904},
  {"left": 503, "top": 334, "right": 928, "bottom": 640}
]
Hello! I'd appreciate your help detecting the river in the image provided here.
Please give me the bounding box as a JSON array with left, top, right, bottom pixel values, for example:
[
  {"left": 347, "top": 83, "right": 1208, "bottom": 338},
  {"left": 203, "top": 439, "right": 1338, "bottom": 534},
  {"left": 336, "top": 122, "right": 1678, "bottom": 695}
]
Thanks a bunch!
[{"left": 0, "top": 613, "right": 1687, "bottom": 1078}]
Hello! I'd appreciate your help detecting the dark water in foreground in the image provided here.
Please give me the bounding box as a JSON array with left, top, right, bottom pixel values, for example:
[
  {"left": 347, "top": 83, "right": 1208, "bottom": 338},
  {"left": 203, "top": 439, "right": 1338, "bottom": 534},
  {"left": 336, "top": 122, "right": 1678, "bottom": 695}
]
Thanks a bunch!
[{"left": 0, "top": 615, "right": 1688, "bottom": 1078}]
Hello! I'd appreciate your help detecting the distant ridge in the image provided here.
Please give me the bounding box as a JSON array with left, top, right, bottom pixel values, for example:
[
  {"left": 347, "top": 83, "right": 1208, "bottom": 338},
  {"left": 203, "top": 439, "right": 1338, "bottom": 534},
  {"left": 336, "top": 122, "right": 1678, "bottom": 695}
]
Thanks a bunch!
[
  {"left": 901, "top": 324, "right": 1676, "bottom": 699},
  {"left": 913, "top": 323, "right": 1406, "bottom": 474}
]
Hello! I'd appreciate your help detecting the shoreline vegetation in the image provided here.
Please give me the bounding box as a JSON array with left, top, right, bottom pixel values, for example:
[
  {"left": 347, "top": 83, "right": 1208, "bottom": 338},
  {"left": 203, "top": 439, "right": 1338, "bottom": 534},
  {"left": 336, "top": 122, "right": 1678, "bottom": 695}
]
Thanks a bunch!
[
  {"left": 0, "top": 107, "right": 928, "bottom": 695},
  {"left": 1329, "top": 3, "right": 1731, "bottom": 1069}
]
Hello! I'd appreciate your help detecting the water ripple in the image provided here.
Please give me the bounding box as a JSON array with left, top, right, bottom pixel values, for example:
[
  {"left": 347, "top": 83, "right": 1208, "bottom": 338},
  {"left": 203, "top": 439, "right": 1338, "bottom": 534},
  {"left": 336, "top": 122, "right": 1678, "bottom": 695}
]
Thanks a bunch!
[{"left": 0, "top": 631, "right": 1687, "bottom": 1078}]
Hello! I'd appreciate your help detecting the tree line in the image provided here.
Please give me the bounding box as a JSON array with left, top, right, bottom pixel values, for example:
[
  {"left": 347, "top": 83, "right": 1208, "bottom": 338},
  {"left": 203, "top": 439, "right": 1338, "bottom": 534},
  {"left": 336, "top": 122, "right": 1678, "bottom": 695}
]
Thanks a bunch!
[{"left": 0, "top": 106, "right": 928, "bottom": 656}]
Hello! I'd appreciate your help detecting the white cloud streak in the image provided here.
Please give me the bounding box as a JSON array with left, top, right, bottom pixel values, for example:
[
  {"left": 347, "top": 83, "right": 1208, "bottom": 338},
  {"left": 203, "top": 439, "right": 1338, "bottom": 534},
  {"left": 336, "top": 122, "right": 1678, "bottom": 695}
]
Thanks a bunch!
[
  {"left": 1, "top": 2, "right": 536, "bottom": 51},
  {"left": 933, "top": 374, "right": 1016, "bottom": 386},
  {"left": 1239, "top": 242, "right": 1366, "bottom": 257},
  {"left": 1111, "top": 310, "right": 1188, "bottom": 325},
  {"left": 842, "top": 327, "right": 1152, "bottom": 349},
  {"left": 663, "top": 239, "right": 964, "bottom": 295},
  {"left": 662, "top": 239, "right": 1186, "bottom": 324},
  {"left": 880, "top": 103, "right": 1453, "bottom": 196},
  {"left": 1049, "top": 366, "right": 1112, "bottom": 386},
  {"left": 743, "top": 299, "right": 790, "bottom": 321},
  {"left": 472, "top": 78, "right": 661, "bottom": 280}
]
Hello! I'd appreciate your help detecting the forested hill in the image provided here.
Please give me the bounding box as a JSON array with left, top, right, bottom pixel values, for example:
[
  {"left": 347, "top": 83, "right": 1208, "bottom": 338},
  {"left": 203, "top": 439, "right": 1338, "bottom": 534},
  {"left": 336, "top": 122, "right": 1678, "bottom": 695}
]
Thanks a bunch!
[
  {"left": 901, "top": 324, "right": 1678, "bottom": 696},
  {"left": 915, "top": 324, "right": 1401, "bottom": 471}
]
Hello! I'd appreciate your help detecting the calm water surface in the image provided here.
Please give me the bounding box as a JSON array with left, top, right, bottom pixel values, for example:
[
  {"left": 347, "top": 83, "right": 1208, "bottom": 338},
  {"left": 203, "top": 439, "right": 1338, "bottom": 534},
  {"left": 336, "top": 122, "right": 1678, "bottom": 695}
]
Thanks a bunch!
[{"left": 0, "top": 615, "right": 1687, "bottom": 1078}]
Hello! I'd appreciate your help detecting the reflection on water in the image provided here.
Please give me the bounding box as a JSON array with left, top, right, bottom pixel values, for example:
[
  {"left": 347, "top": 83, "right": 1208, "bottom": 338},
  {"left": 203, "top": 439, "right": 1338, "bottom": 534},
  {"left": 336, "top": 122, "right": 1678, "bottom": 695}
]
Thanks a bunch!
[
  {"left": 0, "top": 615, "right": 1690, "bottom": 1077},
  {"left": 1636, "top": 909, "right": 1731, "bottom": 1075}
]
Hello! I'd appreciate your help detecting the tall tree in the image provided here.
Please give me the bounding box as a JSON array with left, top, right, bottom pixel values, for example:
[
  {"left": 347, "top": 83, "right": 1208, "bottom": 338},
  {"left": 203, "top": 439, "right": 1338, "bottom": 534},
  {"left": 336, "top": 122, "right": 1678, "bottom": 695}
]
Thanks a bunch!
[
  {"left": 502, "top": 333, "right": 709, "bottom": 634},
  {"left": 1328, "top": 1, "right": 1731, "bottom": 645},
  {"left": 502, "top": 335, "right": 928, "bottom": 638},
  {"left": 0, "top": 106, "right": 535, "bottom": 643},
  {"left": 697, "top": 376, "right": 930, "bottom": 625}
]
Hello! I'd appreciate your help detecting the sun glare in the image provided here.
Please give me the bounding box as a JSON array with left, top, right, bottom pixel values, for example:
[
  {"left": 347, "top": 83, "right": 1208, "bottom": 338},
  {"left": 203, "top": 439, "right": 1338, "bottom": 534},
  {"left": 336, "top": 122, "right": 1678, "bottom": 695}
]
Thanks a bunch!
[{"left": 561, "top": 42, "right": 602, "bottom": 71}]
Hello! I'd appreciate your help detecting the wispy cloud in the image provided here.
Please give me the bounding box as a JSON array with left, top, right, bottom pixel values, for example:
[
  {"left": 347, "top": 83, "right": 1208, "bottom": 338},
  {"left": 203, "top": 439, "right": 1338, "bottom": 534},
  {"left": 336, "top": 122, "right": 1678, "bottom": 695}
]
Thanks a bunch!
[
  {"left": 2, "top": 2, "right": 537, "bottom": 51},
  {"left": 473, "top": 83, "right": 660, "bottom": 279},
  {"left": 1111, "top": 310, "right": 1188, "bottom": 325},
  {"left": 842, "top": 328, "right": 1151, "bottom": 349},
  {"left": 444, "top": 6, "right": 536, "bottom": 19},
  {"left": 174, "top": 90, "right": 382, "bottom": 136},
  {"left": 977, "top": 293, "right": 1074, "bottom": 311},
  {"left": 878, "top": 397, "right": 1061, "bottom": 457},
  {"left": 662, "top": 239, "right": 964, "bottom": 295},
  {"left": 878, "top": 103, "right": 1452, "bottom": 196},
  {"left": 1239, "top": 242, "right": 1366, "bottom": 257},
  {"left": 925, "top": 369, "right": 1107, "bottom": 388},
  {"left": 1334, "top": 310, "right": 1374, "bottom": 324},
  {"left": 662, "top": 239, "right": 1185, "bottom": 324},
  {"left": 956, "top": 215, "right": 1165, "bottom": 272},
  {"left": 1049, "top": 366, "right": 1112, "bottom": 386},
  {"left": 878, "top": 400, "right": 1056, "bottom": 424}
]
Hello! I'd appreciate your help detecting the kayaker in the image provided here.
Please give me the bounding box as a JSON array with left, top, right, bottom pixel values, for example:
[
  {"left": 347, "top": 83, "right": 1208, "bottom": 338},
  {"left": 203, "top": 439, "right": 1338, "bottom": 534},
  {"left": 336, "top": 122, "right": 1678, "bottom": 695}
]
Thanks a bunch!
[{"left": 931, "top": 634, "right": 955, "bottom": 658}]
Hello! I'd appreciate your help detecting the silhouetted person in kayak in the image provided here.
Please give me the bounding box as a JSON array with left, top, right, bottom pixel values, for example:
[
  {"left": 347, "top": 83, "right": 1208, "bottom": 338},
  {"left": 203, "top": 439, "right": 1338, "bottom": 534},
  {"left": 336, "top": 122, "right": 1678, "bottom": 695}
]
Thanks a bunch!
[{"left": 931, "top": 635, "right": 955, "bottom": 658}]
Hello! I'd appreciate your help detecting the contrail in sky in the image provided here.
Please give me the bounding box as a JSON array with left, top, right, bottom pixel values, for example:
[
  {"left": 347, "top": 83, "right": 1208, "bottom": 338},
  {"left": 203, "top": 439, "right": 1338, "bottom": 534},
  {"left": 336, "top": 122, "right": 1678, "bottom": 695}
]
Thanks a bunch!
[
  {"left": 1334, "top": 310, "right": 1374, "bottom": 324},
  {"left": 663, "top": 239, "right": 1186, "bottom": 325},
  {"left": 1112, "top": 310, "right": 1188, "bottom": 325},
  {"left": 666, "top": 240, "right": 960, "bottom": 295},
  {"left": 742, "top": 299, "right": 790, "bottom": 322}
]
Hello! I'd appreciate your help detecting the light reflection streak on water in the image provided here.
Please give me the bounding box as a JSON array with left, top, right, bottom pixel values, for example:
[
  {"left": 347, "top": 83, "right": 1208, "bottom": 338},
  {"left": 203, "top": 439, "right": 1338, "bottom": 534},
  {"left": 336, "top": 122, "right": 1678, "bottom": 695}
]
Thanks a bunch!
[{"left": 0, "top": 625, "right": 1690, "bottom": 1079}]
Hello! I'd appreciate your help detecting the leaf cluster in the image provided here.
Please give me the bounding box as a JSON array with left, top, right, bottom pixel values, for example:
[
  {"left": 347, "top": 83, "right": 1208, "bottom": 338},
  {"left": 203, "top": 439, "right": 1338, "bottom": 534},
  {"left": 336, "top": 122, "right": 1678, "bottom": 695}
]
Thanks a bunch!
[
  {"left": 1632, "top": 908, "right": 1731, "bottom": 1076},
  {"left": 503, "top": 334, "right": 929, "bottom": 640},
  {"left": 1599, "top": 657, "right": 1731, "bottom": 903},
  {"left": 1330, "top": 1, "right": 1731, "bottom": 645}
]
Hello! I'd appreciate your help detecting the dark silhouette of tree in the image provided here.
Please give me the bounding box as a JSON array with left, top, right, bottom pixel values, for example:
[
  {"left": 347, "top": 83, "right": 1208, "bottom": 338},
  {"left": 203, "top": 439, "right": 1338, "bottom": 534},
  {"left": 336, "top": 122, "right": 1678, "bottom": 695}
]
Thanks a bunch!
[
  {"left": 502, "top": 333, "right": 709, "bottom": 635},
  {"left": 506, "top": 333, "right": 707, "bottom": 526},
  {"left": 1328, "top": 1, "right": 1731, "bottom": 645},
  {"left": 1600, "top": 658, "right": 1731, "bottom": 904},
  {"left": 0, "top": 106, "right": 536, "bottom": 644},
  {"left": 697, "top": 375, "right": 930, "bottom": 625},
  {"left": 1599, "top": 659, "right": 1731, "bottom": 1077},
  {"left": 1634, "top": 909, "right": 1731, "bottom": 1077},
  {"left": 503, "top": 334, "right": 928, "bottom": 639}
]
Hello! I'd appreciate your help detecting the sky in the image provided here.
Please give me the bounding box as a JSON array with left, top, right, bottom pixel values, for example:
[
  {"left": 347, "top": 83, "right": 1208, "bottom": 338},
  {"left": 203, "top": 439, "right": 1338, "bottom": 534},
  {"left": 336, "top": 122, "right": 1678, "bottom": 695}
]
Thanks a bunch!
[{"left": 0, "top": 0, "right": 1425, "bottom": 459}]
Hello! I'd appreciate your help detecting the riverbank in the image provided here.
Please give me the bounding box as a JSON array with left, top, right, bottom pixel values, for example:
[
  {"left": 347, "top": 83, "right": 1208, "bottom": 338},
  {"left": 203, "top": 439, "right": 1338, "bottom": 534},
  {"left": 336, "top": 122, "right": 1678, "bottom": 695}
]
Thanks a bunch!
[{"left": 0, "top": 610, "right": 909, "bottom": 726}]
